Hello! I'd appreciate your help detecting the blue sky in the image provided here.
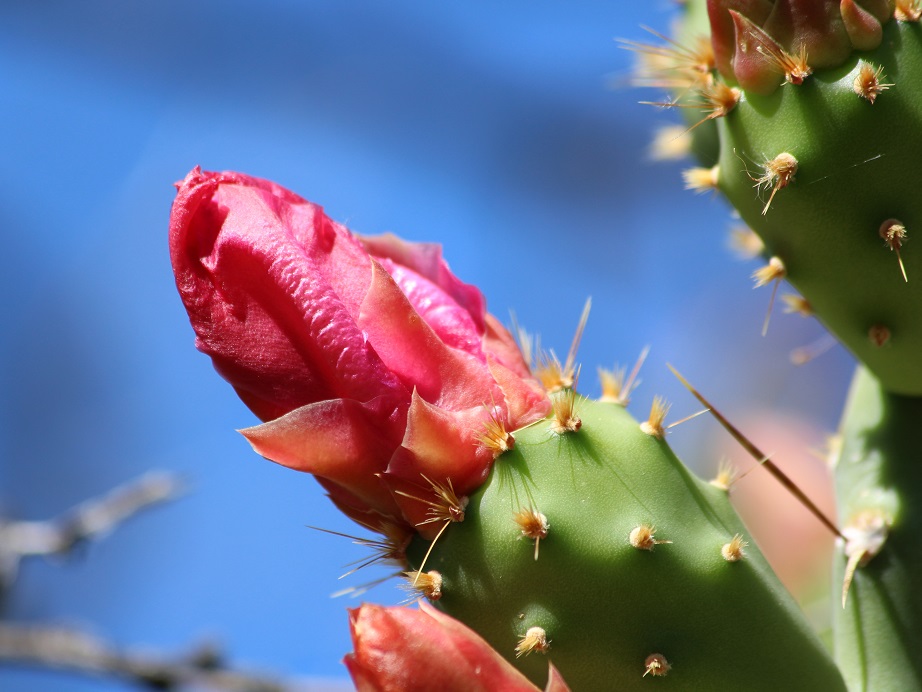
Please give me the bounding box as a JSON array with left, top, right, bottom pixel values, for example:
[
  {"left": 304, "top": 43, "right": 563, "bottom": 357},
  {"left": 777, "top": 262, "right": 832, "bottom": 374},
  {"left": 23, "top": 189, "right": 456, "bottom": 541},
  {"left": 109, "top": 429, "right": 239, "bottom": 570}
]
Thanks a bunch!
[{"left": 0, "top": 2, "right": 853, "bottom": 690}]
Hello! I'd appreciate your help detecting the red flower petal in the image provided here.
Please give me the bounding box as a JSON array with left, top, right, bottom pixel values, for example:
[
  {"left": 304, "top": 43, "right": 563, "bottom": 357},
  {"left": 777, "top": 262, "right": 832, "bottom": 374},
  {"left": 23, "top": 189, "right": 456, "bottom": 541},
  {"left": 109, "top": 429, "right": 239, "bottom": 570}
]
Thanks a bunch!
[
  {"left": 345, "top": 602, "right": 546, "bottom": 692},
  {"left": 240, "top": 396, "right": 403, "bottom": 517},
  {"left": 170, "top": 168, "right": 407, "bottom": 422},
  {"left": 170, "top": 168, "right": 549, "bottom": 531},
  {"left": 360, "top": 233, "right": 487, "bottom": 334},
  {"left": 358, "top": 260, "right": 504, "bottom": 413},
  {"left": 392, "top": 392, "right": 493, "bottom": 481}
]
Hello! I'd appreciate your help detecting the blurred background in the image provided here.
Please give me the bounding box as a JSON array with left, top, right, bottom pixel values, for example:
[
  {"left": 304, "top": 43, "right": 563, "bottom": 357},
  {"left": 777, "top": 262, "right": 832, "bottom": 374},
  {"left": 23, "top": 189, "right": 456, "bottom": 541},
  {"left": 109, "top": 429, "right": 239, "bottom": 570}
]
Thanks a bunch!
[{"left": 0, "top": 1, "right": 854, "bottom": 690}]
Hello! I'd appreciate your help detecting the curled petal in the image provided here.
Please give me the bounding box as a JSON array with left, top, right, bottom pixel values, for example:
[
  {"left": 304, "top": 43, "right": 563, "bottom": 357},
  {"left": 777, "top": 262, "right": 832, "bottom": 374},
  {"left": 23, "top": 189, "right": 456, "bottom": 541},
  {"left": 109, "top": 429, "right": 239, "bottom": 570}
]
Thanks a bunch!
[
  {"left": 375, "top": 256, "right": 484, "bottom": 360},
  {"left": 385, "top": 392, "right": 495, "bottom": 509},
  {"left": 345, "top": 602, "right": 545, "bottom": 692},
  {"left": 359, "top": 260, "right": 505, "bottom": 412},
  {"left": 360, "top": 233, "right": 487, "bottom": 334},
  {"left": 240, "top": 396, "right": 404, "bottom": 517}
]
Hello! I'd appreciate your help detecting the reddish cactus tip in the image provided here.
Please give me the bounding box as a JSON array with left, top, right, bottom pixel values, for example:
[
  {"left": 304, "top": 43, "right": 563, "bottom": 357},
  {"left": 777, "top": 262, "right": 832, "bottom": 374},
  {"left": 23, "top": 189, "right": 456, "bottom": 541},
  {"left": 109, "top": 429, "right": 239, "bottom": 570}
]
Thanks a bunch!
[
  {"left": 515, "top": 626, "right": 551, "bottom": 658},
  {"left": 640, "top": 396, "right": 670, "bottom": 438},
  {"left": 712, "top": 0, "right": 895, "bottom": 90},
  {"left": 721, "top": 533, "right": 749, "bottom": 562},
  {"left": 643, "top": 653, "right": 672, "bottom": 677},
  {"left": 708, "top": 0, "right": 774, "bottom": 79},
  {"left": 841, "top": 0, "right": 885, "bottom": 51},
  {"left": 730, "top": 11, "right": 812, "bottom": 94},
  {"left": 629, "top": 524, "right": 673, "bottom": 551}
]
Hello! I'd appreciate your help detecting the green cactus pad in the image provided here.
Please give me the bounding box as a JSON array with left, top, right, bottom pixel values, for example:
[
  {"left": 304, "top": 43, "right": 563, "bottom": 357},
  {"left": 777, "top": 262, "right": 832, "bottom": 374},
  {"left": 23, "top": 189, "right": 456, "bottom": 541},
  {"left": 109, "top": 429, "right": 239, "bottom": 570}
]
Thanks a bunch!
[
  {"left": 713, "top": 20, "right": 922, "bottom": 394},
  {"left": 407, "top": 396, "right": 845, "bottom": 691}
]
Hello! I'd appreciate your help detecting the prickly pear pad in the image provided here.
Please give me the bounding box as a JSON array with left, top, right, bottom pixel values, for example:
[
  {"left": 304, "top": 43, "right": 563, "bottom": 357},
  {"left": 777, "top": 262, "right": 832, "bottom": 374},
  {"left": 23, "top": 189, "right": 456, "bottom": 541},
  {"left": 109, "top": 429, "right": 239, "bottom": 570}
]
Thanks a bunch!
[
  {"left": 716, "top": 20, "right": 922, "bottom": 394},
  {"left": 408, "top": 396, "right": 844, "bottom": 691}
]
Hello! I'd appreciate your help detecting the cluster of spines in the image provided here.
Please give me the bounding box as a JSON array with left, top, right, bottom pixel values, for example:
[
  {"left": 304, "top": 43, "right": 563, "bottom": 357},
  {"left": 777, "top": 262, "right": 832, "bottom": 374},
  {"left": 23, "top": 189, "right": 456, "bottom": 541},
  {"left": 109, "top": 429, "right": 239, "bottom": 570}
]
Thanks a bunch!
[{"left": 623, "top": 25, "right": 735, "bottom": 163}]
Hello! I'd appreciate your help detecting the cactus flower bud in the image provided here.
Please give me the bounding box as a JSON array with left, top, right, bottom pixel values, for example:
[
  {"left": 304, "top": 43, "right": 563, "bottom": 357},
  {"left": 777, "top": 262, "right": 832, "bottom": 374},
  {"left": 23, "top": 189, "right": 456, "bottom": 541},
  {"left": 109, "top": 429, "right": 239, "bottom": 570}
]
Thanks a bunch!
[
  {"left": 169, "top": 168, "right": 548, "bottom": 532},
  {"left": 708, "top": 0, "right": 893, "bottom": 93},
  {"left": 345, "top": 602, "right": 570, "bottom": 692}
]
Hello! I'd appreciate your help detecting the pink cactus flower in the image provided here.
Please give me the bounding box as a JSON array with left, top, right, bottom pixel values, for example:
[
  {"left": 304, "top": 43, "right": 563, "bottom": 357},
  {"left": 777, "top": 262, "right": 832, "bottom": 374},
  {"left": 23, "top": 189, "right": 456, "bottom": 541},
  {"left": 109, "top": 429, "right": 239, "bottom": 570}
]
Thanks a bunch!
[
  {"left": 169, "top": 168, "right": 549, "bottom": 534},
  {"left": 346, "top": 602, "right": 570, "bottom": 692}
]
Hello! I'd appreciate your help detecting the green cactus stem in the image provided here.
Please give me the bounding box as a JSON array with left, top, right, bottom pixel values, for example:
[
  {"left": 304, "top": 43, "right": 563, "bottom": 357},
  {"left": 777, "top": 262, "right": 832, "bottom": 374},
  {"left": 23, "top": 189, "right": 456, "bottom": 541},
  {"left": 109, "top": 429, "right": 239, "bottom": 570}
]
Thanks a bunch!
[
  {"left": 405, "top": 394, "right": 846, "bottom": 691},
  {"left": 833, "top": 365, "right": 922, "bottom": 691}
]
